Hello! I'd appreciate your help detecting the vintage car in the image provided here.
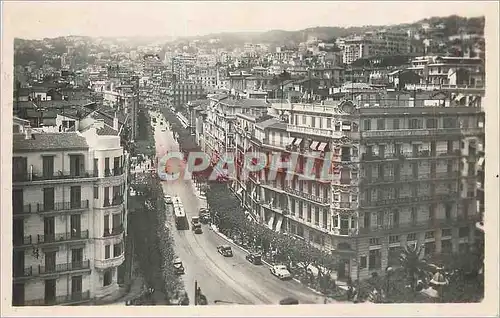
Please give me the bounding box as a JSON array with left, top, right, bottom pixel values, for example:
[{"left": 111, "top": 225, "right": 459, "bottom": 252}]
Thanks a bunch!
[
  {"left": 173, "top": 258, "right": 185, "bottom": 275},
  {"left": 270, "top": 265, "right": 291, "bottom": 280},
  {"left": 245, "top": 253, "right": 262, "bottom": 265},
  {"left": 217, "top": 245, "right": 233, "bottom": 257}
]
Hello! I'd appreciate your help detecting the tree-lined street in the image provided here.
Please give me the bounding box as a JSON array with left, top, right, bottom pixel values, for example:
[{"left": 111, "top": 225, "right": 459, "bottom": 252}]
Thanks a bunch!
[{"left": 151, "top": 111, "right": 326, "bottom": 305}]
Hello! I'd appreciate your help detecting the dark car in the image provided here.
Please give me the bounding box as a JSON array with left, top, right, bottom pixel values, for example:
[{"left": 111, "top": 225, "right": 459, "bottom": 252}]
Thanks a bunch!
[
  {"left": 217, "top": 245, "right": 233, "bottom": 257},
  {"left": 245, "top": 253, "right": 262, "bottom": 265},
  {"left": 279, "top": 297, "right": 299, "bottom": 305},
  {"left": 192, "top": 223, "right": 203, "bottom": 234}
]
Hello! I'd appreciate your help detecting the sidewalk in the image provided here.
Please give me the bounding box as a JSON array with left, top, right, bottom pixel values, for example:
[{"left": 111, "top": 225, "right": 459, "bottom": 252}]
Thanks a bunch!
[{"left": 90, "top": 271, "right": 145, "bottom": 305}]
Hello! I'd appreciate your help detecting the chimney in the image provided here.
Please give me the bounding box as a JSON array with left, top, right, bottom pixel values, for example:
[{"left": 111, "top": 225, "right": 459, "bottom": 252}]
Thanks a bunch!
[{"left": 113, "top": 112, "right": 119, "bottom": 131}]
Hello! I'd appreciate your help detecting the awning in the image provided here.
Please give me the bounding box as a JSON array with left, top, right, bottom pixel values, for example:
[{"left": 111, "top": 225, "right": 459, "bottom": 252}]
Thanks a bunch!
[
  {"left": 275, "top": 216, "right": 283, "bottom": 232},
  {"left": 293, "top": 138, "right": 303, "bottom": 146},
  {"left": 317, "top": 142, "right": 327, "bottom": 152},
  {"left": 310, "top": 141, "right": 319, "bottom": 150},
  {"left": 478, "top": 156, "right": 484, "bottom": 167},
  {"left": 289, "top": 138, "right": 297, "bottom": 145},
  {"left": 455, "top": 93, "right": 465, "bottom": 101},
  {"left": 236, "top": 188, "right": 243, "bottom": 196}
]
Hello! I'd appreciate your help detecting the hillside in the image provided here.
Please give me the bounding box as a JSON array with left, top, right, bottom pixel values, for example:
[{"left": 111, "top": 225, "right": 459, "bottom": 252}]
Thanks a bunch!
[{"left": 179, "top": 15, "right": 485, "bottom": 45}]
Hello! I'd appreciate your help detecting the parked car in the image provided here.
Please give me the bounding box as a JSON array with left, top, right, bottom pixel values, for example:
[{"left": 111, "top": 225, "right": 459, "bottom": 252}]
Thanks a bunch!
[
  {"left": 217, "top": 245, "right": 233, "bottom": 257},
  {"left": 245, "top": 253, "right": 262, "bottom": 265},
  {"left": 164, "top": 195, "right": 173, "bottom": 204},
  {"left": 192, "top": 223, "right": 203, "bottom": 234},
  {"left": 199, "top": 209, "right": 210, "bottom": 224},
  {"left": 270, "top": 265, "right": 291, "bottom": 280},
  {"left": 173, "top": 258, "right": 185, "bottom": 275},
  {"left": 191, "top": 216, "right": 200, "bottom": 226},
  {"left": 279, "top": 297, "right": 299, "bottom": 305}
]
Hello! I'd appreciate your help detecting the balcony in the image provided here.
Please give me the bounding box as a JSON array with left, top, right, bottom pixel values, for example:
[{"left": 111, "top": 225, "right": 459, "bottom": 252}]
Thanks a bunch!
[
  {"left": 38, "top": 260, "right": 91, "bottom": 275},
  {"left": 13, "top": 170, "right": 96, "bottom": 183},
  {"left": 13, "top": 266, "right": 33, "bottom": 278},
  {"left": 361, "top": 128, "right": 462, "bottom": 139},
  {"left": 23, "top": 290, "right": 91, "bottom": 306},
  {"left": 361, "top": 171, "right": 461, "bottom": 185},
  {"left": 36, "top": 200, "right": 89, "bottom": 214},
  {"left": 358, "top": 214, "right": 481, "bottom": 236},
  {"left": 103, "top": 225, "right": 124, "bottom": 237},
  {"left": 285, "top": 187, "right": 329, "bottom": 205},
  {"left": 13, "top": 204, "right": 34, "bottom": 216},
  {"left": 13, "top": 235, "right": 33, "bottom": 247},
  {"left": 113, "top": 167, "right": 124, "bottom": 176},
  {"left": 94, "top": 253, "right": 125, "bottom": 269},
  {"left": 359, "top": 193, "right": 458, "bottom": 209},
  {"left": 103, "top": 197, "right": 124, "bottom": 208},
  {"left": 332, "top": 201, "right": 356, "bottom": 209},
  {"left": 287, "top": 124, "right": 343, "bottom": 139},
  {"left": 104, "top": 169, "right": 112, "bottom": 177},
  {"left": 37, "top": 230, "right": 89, "bottom": 245}
]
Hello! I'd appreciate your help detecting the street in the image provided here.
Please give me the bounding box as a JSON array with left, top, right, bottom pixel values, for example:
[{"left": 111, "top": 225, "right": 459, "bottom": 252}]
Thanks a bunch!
[{"left": 151, "top": 111, "right": 326, "bottom": 305}]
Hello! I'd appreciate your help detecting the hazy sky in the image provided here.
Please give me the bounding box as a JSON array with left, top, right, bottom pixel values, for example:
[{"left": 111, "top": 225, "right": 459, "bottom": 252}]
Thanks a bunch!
[{"left": 3, "top": 1, "right": 490, "bottom": 39}]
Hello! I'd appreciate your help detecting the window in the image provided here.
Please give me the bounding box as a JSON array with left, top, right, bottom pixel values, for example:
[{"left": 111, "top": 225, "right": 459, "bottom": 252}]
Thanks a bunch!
[
  {"left": 301, "top": 115, "right": 306, "bottom": 125},
  {"left": 459, "top": 227, "right": 469, "bottom": 238},
  {"left": 389, "top": 235, "right": 399, "bottom": 244},
  {"left": 393, "top": 118, "right": 400, "bottom": 129},
  {"left": 333, "top": 193, "right": 339, "bottom": 201},
  {"left": 369, "top": 238, "right": 380, "bottom": 246},
  {"left": 407, "top": 233, "right": 417, "bottom": 241},
  {"left": 360, "top": 256, "right": 367, "bottom": 269},
  {"left": 105, "top": 245, "right": 110, "bottom": 259},
  {"left": 425, "top": 231, "right": 434, "bottom": 239},
  {"left": 333, "top": 215, "right": 339, "bottom": 227},
  {"left": 113, "top": 243, "right": 122, "bottom": 257},
  {"left": 94, "top": 187, "right": 99, "bottom": 199},
  {"left": 442, "top": 228, "right": 452, "bottom": 237},
  {"left": 326, "top": 118, "right": 332, "bottom": 128},
  {"left": 376, "top": 119, "right": 385, "bottom": 130},
  {"left": 311, "top": 116, "right": 316, "bottom": 128},
  {"left": 443, "top": 117, "right": 457, "bottom": 128},
  {"left": 368, "top": 249, "right": 381, "bottom": 270},
  {"left": 298, "top": 202, "right": 303, "bottom": 219},
  {"left": 409, "top": 118, "right": 422, "bottom": 129},
  {"left": 307, "top": 205, "right": 312, "bottom": 223},
  {"left": 364, "top": 119, "right": 371, "bottom": 131},
  {"left": 322, "top": 210, "right": 328, "bottom": 229},
  {"left": 426, "top": 118, "right": 437, "bottom": 129},
  {"left": 103, "top": 269, "right": 112, "bottom": 286}
]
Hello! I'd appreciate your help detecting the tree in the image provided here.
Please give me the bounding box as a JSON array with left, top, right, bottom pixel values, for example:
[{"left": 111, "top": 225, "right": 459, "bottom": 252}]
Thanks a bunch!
[{"left": 399, "top": 244, "right": 428, "bottom": 291}]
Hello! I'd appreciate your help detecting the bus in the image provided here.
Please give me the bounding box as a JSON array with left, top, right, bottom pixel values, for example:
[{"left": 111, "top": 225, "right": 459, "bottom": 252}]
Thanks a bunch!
[{"left": 173, "top": 196, "right": 188, "bottom": 230}]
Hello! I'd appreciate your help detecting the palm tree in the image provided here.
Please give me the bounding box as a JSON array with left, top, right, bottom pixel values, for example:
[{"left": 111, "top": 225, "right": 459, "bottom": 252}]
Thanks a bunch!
[{"left": 399, "top": 243, "right": 428, "bottom": 291}]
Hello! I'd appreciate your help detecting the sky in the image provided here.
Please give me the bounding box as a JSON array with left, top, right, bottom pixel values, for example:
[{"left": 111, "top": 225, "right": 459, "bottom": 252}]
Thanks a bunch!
[{"left": 3, "top": 1, "right": 491, "bottom": 39}]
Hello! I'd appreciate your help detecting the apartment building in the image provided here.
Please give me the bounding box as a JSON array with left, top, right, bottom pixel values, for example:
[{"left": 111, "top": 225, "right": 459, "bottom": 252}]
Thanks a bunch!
[
  {"left": 201, "top": 94, "right": 269, "bottom": 171},
  {"left": 12, "top": 117, "right": 128, "bottom": 306},
  {"left": 222, "top": 89, "right": 484, "bottom": 281},
  {"left": 407, "top": 55, "right": 484, "bottom": 87},
  {"left": 171, "top": 83, "right": 205, "bottom": 110}
]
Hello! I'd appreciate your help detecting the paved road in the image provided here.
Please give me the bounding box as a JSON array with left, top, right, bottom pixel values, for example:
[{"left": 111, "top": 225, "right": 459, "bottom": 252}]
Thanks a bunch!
[{"left": 150, "top": 111, "right": 326, "bottom": 306}]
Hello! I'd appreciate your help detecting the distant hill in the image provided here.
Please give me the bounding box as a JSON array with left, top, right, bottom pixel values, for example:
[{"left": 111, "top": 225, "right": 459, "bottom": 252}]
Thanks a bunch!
[{"left": 179, "top": 15, "right": 485, "bottom": 46}]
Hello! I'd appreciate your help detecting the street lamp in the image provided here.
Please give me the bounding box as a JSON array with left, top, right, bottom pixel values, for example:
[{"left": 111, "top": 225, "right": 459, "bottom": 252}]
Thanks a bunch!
[{"left": 385, "top": 266, "right": 394, "bottom": 297}]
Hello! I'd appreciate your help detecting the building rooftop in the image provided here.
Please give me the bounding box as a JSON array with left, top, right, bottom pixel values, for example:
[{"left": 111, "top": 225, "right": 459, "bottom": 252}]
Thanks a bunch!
[
  {"left": 255, "top": 118, "right": 286, "bottom": 130},
  {"left": 13, "top": 132, "right": 89, "bottom": 152}
]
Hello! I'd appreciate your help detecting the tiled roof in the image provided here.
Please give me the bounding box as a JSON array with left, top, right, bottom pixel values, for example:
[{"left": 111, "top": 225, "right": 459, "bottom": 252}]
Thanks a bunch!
[
  {"left": 96, "top": 125, "right": 119, "bottom": 136},
  {"left": 25, "top": 109, "right": 57, "bottom": 118},
  {"left": 37, "top": 100, "right": 95, "bottom": 109},
  {"left": 13, "top": 132, "right": 89, "bottom": 152}
]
